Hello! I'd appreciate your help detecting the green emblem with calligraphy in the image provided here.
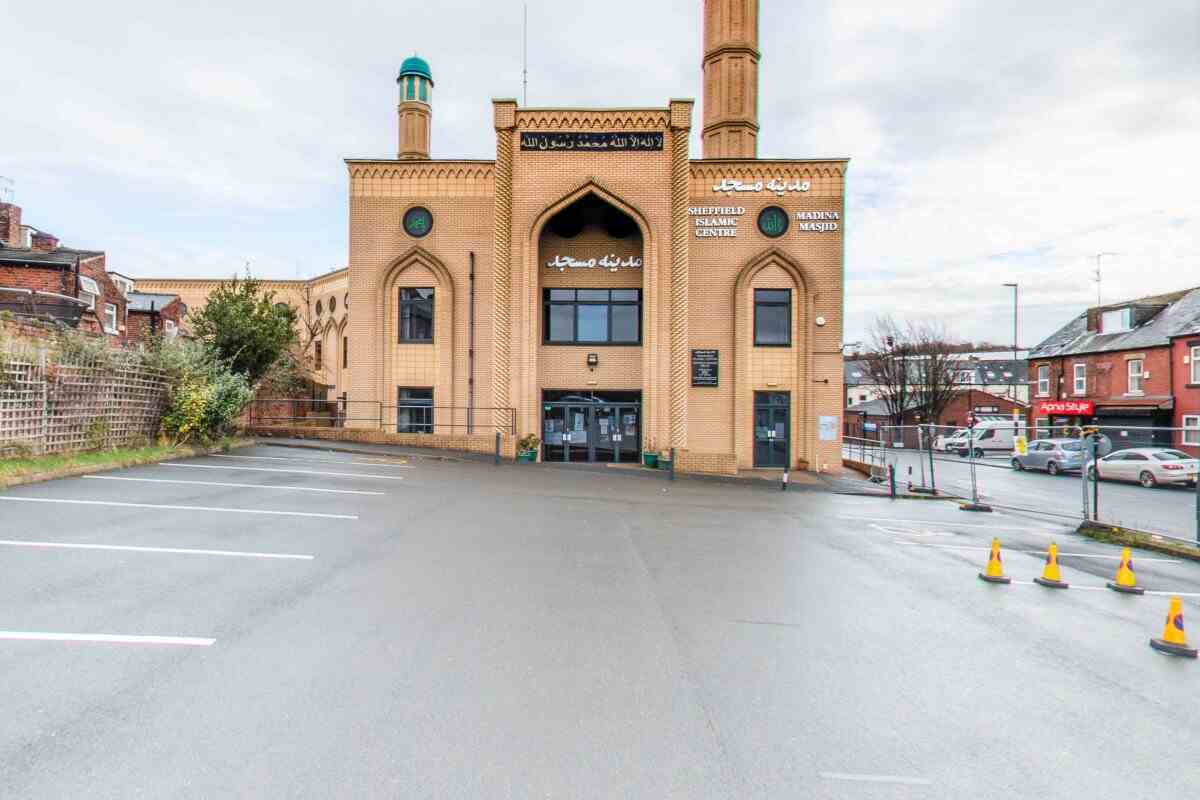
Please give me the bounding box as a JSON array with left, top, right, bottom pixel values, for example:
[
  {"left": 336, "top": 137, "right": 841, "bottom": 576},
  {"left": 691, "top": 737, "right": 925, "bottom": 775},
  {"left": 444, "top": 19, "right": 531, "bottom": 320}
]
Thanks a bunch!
[
  {"left": 757, "top": 206, "right": 789, "bottom": 238},
  {"left": 403, "top": 206, "right": 433, "bottom": 238}
]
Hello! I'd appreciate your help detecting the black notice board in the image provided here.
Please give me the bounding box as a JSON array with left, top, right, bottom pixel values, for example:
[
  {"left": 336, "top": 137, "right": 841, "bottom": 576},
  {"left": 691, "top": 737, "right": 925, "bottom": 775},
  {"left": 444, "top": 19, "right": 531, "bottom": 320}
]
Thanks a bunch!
[{"left": 691, "top": 349, "right": 719, "bottom": 387}]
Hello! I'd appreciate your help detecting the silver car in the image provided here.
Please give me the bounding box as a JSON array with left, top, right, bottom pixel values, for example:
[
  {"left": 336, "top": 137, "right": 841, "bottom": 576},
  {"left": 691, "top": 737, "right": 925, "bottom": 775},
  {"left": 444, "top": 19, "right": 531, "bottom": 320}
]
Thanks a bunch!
[
  {"left": 1089, "top": 448, "right": 1200, "bottom": 488},
  {"left": 1011, "top": 438, "right": 1085, "bottom": 476}
]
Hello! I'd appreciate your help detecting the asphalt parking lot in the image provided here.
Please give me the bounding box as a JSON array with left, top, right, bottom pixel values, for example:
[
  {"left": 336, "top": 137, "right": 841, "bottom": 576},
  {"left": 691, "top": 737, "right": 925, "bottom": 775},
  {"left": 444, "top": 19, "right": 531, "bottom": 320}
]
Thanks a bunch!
[{"left": 3, "top": 444, "right": 1200, "bottom": 798}]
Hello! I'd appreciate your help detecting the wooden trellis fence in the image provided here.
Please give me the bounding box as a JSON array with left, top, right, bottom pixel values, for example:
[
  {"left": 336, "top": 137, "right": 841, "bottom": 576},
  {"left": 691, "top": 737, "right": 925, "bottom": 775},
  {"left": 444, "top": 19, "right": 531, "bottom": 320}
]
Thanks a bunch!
[{"left": 0, "top": 347, "right": 168, "bottom": 457}]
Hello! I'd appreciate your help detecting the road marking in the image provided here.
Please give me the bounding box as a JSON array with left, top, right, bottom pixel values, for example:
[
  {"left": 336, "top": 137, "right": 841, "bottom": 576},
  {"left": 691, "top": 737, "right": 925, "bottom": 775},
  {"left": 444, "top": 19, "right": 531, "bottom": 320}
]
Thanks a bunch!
[
  {"left": 210, "top": 453, "right": 413, "bottom": 468},
  {"left": 0, "top": 539, "right": 314, "bottom": 560},
  {"left": 818, "top": 772, "right": 931, "bottom": 786},
  {"left": 1008, "top": 580, "right": 1200, "bottom": 597},
  {"left": 160, "top": 463, "right": 404, "bottom": 481},
  {"left": 0, "top": 631, "right": 215, "bottom": 646},
  {"left": 82, "top": 475, "right": 385, "bottom": 496},
  {"left": 870, "top": 524, "right": 953, "bottom": 538},
  {"left": 842, "top": 515, "right": 1049, "bottom": 530},
  {"left": 0, "top": 496, "right": 358, "bottom": 520},
  {"left": 892, "top": 541, "right": 1181, "bottom": 563}
]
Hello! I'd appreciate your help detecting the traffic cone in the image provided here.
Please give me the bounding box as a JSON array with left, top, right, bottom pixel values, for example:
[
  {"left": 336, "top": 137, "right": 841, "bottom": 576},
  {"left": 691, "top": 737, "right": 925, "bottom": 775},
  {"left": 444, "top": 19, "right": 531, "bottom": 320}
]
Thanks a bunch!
[
  {"left": 1106, "top": 548, "right": 1145, "bottom": 595},
  {"left": 1034, "top": 543, "right": 1069, "bottom": 589},
  {"left": 978, "top": 538, "right": 1011, "bottom": 584},
  {"left": 1149, "top": 596, "right": 1198, "bottom": 658}
]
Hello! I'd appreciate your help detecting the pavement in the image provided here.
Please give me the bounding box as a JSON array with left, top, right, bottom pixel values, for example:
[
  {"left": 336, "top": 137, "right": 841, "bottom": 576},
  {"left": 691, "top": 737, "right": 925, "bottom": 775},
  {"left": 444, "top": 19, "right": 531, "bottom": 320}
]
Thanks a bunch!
[
  {"left": 848, "top": 446, "right": 1200, "bottom": 540},
  {"left": 2, "top": 443, "right": 1200, "bottom": 797}
]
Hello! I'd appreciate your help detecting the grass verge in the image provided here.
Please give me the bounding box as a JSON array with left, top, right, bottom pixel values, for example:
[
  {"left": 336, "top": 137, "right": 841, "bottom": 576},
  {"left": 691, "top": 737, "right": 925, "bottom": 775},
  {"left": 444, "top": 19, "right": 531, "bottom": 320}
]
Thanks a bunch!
[
  {"left": 1078, "top": 520, "right": 1200, "bottom": 563},
  {"left": 0, "top": 437, "right": 255, "bottom": 489}
]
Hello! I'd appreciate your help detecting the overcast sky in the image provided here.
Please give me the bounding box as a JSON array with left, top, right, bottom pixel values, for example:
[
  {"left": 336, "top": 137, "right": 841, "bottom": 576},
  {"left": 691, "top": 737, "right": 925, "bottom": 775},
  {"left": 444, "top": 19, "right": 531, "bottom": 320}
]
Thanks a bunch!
[{"left": 2, "top": 0, "right": 1197, "bottom": 347}]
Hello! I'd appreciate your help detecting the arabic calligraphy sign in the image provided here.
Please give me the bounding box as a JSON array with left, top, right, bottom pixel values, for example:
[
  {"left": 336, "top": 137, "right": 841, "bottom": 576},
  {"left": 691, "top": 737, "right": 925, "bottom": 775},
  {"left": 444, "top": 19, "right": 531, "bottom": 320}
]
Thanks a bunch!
[
  {"left": 712, "top": 179, "right": 811, "bottom": 195},
  {"left": 545, "top": 254, "right": 644, "bottom": 271},
  {"left": 520, "top": 132, "right": 664, "bottom": 152}
]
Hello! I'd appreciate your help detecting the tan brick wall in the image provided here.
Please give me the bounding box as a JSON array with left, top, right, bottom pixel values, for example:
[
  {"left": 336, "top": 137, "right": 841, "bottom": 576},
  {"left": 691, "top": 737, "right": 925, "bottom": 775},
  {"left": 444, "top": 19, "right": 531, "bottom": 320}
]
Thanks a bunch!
[{"left": 249, "top": 425, "right": 516, "bottom": 459}]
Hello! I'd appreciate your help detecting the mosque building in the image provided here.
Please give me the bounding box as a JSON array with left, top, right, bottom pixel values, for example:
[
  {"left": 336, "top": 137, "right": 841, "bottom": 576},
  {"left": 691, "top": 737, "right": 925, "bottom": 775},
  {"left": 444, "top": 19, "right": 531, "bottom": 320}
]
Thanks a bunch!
[{"left": 144, "top": 0, "right": 848, "bottom": 474}]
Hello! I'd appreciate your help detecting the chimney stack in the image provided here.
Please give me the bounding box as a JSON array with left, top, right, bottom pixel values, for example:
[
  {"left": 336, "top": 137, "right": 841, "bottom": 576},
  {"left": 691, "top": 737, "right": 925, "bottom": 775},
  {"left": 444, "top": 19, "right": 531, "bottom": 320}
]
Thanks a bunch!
[
  {"left": 0, "top": 203, "right": 20, "bottom": 248},
  {"left": 701, "top": 0, "right": 760, "bottom": 159},
  {"left": 30, "top": 230, "right": 59, "bottom": 252}
]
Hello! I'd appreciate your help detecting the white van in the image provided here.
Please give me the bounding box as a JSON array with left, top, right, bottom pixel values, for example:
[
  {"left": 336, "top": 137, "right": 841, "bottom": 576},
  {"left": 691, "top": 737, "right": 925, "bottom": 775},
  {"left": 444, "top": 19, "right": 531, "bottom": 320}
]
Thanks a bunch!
[
  {"left": 935, "top": 428, "right": 970, "bottom": 452},
  {"left": 956, "top": 420, "right": 1027, "bottom": 458}
]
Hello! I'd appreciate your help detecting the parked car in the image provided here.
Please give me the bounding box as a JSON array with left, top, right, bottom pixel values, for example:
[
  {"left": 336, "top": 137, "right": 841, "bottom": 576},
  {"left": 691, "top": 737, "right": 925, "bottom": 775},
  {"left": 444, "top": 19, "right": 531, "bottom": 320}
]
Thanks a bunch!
[
  {"left": 1011, "top": 438, "right": 1085, "bottom": 475},
  {"left": 1088, "top": 448, "right": 1199, "bottom": 488},
  {"left": 956, "top": 421, "right": 1027, "bottom": 458},
  {"left": 935, "top": 428, "right": 969, "bottom": 452}
]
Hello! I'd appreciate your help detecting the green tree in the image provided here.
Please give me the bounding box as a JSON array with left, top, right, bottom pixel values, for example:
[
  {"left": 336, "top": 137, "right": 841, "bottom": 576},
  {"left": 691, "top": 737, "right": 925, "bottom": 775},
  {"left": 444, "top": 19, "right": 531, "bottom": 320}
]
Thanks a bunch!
[{"left": 190, "top": 276, "right": 297, "bottom": 384}]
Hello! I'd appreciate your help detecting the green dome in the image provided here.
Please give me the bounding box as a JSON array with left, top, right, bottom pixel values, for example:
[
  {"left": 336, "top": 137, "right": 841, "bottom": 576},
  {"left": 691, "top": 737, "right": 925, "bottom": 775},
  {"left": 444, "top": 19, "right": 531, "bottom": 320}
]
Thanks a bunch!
[{"left": 398, "top": 56, "right": 433, "bottom": 84}]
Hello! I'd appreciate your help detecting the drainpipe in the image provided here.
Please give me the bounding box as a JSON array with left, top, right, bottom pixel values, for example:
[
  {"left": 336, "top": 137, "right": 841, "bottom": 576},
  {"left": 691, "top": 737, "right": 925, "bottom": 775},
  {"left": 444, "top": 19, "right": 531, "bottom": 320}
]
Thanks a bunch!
[
  {"left": 468, "top": 251, "right": 476, "bottom": 434},
  {"left": 73, "top": 255, "right": 80, "bottom": 296}
]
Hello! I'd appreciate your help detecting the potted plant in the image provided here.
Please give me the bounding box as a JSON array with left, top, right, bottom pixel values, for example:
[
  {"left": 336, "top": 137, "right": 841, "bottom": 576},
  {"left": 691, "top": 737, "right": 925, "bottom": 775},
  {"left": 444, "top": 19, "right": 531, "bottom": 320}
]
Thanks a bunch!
[
  {"left": 642, "top": 438, "right": 659, "bottom": 469},
  {"left": 658, "top": 447, "right": 673, "bottom": 471},
  {"left": 517, "top": 434, "right": 540, "bottom": 463}
]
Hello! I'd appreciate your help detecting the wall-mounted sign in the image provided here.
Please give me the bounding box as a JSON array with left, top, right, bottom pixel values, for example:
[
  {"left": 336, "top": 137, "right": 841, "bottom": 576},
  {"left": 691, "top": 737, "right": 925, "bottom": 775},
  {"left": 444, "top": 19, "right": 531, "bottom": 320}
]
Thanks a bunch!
[
  {"left": 1039, "top": 400, "right": 1095, "bottom": 416},
  {"left": 691, "top": 349, "right": 719, "bottom": 387},
  {"left": 687, "top": 206, "right": 745, "bottom": 238},
  {"left": 795, "top": 210, "right": 840, "bottom": 232},
  {"left": 757, "top": 206, "right": 789, "bottom": 238},
  {"left": 520, "top": 132, "right": 663, "bottom": 152},
  {"left": 403, "top": 206, "right": 433, "bottom": 238},
  {"left": 545, "top": 255, "right": 642, "bottom": 271},
  {"left": 713, "top": 179, "right": 811, "bottom": 195},
  {"left": 819, "top": 415, "right": 839, "bottom": 442}
]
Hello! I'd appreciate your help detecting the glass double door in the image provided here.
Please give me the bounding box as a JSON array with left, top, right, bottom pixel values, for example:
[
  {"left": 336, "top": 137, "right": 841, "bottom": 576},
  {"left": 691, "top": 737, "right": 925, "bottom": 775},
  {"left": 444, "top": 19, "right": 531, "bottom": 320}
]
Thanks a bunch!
[
  {"left": 543, "top": 403, "right": 640, "bottom": 463},
  {"left": 753, "top": 391, "right": 790, "bottom": 468}
]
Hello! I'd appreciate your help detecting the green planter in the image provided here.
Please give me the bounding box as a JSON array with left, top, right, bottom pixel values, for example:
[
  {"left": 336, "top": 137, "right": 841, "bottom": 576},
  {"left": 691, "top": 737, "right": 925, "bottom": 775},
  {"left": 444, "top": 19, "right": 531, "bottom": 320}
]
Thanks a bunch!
[
  {"left": 658, "top": 458, "right": 672, "bottom": 472},
  {"left": 642, "top": 452, "right": 659, "bottom": 468},
  {"left": 517, "top": 450, "right": 537, "bottom": 463}
]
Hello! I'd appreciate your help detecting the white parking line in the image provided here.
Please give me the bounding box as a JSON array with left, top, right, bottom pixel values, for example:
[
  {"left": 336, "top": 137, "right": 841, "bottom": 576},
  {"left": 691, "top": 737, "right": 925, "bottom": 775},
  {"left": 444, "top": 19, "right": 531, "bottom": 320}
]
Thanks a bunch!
[
  {"left": 82, "top": 475, "right": 385, "bottom": 496},
  {"left": 160, "top": 463, "right": 405, "bottom": 481},
  {"left": 0, "top": 539, "right": 314, "bottom": 560},
  {"left": 0, "top": 631, "right": 215, "bottom": 646},
  {"left": 842, "top": 515, "right": 1061, "bottom": 530},
  {"left": 892, "top": 541, "right": 1182, "bottom": 563},
  {"left": 211, "top": 453, "right": 413, "bottom": 468},
  {"left": 0, "top": 496, "right": 357, "bottom": 520},
  {"left": 819, "top": 772, "right": 932, "bottom": 786}
]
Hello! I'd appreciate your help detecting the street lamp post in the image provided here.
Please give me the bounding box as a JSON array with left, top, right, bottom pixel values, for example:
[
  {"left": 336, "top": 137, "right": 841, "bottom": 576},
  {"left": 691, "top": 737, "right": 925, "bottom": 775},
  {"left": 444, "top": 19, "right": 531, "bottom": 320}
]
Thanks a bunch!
[{"left": 1002, "top": 282, "right": 1018, "bottom": 401}]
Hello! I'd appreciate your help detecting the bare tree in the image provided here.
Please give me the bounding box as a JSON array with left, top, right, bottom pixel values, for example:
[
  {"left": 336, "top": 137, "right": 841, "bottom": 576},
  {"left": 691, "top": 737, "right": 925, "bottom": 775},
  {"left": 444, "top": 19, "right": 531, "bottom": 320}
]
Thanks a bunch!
[{"left": 860, "top": 316, "right": 966, "bottom": 429}]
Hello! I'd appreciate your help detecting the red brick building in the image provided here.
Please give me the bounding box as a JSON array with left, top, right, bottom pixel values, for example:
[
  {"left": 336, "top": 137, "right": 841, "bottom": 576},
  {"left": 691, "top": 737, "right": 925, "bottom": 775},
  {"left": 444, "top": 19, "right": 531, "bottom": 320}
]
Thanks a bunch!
[
  {"left": 0, "top": 201, "right": 128, "bottom": 344},
  {"left": 1028, "top": 287, "right": 1200, "bottom": 451},
  {"left": 126, "top": 292, "right": 187, "bottom": 345},
  {"left": 844, "top": 389, "right": 1022, "bottom": 445},
  {"left": 1173, "top": 333, "right": 1200, "bottom": 454}
]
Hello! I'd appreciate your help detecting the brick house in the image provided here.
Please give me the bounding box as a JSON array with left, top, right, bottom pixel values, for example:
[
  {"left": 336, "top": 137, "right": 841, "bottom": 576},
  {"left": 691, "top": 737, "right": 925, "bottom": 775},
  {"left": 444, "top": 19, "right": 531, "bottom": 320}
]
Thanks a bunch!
[
  {"left": 1028, "top": 287, "right": 1200, "bottom": 450},
  {"left": 126, "top": 292, "right": 187, "bottom": 345},
  {"left": 1172, "top": 330, "right": 1200, "bottom": 454},
  {"left": 0, "top": 202, "right": 128, "bottom": 344},
  {"left": 844, "top": 388, "right": 1022, "bottom": 446}
]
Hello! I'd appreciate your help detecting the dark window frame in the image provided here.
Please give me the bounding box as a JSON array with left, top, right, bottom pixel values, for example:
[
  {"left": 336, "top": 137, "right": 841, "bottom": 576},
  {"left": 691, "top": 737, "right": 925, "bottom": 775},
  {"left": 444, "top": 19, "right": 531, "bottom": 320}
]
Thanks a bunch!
[
  {"left": 398, "top": 287, "right": 435, "bottom": 343},
  {"left": 542, "top": 288, "right": 642, "bottom": 346},
  {"left": 753, "top": 288, "right": 792, "bottom": 347},
  {"left": 314, "top": 340, "right": 323, "bottom": 370},
  {"left": 396, "top": 387, "right": 434, "bottom": 434},
  {"left": 342, "top": 336, "right": 348, "bottom": 369}
]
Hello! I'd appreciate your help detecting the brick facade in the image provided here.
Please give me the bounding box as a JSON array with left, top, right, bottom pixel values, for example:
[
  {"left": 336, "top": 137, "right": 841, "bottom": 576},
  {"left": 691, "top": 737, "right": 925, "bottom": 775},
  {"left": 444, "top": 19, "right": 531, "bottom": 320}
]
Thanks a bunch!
[{"left": 1173, "top": 335, "right": 1200, "bottom": 453}]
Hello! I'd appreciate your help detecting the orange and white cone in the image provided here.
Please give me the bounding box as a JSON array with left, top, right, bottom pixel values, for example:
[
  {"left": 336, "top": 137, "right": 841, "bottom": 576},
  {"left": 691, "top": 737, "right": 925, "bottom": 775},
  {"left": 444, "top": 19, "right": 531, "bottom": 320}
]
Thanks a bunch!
[
  {"left": 1106, "top": 548, "right": 1145, "bottom": 595},
  {"left": 978, "top": 538, "right": 1011, "bottom": 584},
  {"left": 1150, "top": 596, "right": 1198, "bottom": 658},
  {"left": 1034, "top": 543, "right": 1069, "bottom": 589}
]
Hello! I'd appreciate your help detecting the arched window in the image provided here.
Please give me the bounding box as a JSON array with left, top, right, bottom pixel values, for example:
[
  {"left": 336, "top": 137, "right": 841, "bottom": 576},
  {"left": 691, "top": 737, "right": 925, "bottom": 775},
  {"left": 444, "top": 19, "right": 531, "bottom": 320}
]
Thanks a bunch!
[
  {"left": 329, "top": 296, "right": 337, "bottom": 312},
  {"left": 315, "top": 300, "right": 323, "bottom": 315},
  {"left": 406, "top": 76, "right": 416, "bottom": 100}
]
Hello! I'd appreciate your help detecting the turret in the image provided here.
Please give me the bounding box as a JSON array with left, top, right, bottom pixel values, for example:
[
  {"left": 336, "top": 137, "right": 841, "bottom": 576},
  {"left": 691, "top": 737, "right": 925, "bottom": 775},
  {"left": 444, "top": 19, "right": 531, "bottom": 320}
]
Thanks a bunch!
[
  {"left": 701, "top": 0, "right": 759, "bottom": 159},
  {"left": 397, "top": 56, "right": 433, "bottom": 160}
]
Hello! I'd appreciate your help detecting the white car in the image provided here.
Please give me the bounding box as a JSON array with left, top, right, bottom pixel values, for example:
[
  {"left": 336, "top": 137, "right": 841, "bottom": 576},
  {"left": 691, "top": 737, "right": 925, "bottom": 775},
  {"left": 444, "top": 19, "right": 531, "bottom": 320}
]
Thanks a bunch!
[
  {"left": 1089, "top": 448, "right": 1199, "bottom": 488},
  {"left": 934, "top": 429, "right": 969, "bottom": 452}
]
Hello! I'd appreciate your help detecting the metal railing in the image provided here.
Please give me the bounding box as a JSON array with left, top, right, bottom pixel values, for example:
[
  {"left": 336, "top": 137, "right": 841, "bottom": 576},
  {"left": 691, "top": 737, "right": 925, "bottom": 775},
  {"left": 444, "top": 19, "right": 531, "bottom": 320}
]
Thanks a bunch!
[{"left": 247, "top": 398, "right": 516, "bottom": 436}]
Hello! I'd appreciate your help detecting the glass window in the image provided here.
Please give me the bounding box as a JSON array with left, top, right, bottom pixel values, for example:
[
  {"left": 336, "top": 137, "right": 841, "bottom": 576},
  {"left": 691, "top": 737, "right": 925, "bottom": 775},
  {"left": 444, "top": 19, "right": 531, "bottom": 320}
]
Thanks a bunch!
[
  {"left": 78, "top": 275, "right": 100, "bottom": 311},
  {"left": 754, "top": 289, "right": 791, "bottom": 346},
  {"left": 1102, "top": 308, "right": 1132, "bottom": 333},
  {"left": 542, "top": 289, "right": 641, "bottom": 345},
  {"left": 1126, "top": 453, "right": 1149, "bottom": 461},
  {"left": 399, "top": 287, "right": 434, "bottom": 342},
  {"left": 1128, "top": 359, "right": 1144, "bottom": 393},
  {"left": 343, "top": 336, "right": 348, "bottom": 369},
  {"left": 406, "top": 76, "right": 415, "bottom": 100},
  {"left": 1073, "top": 364, "right": 1086, "bottom": 395},
  {"left": 1192, "top": 347, "right": 1200, "bottom": 384},
  {"left": 419, "top": 78, "right": 428, "bottom": 102},
  {"left": 314, "top": 341, "right": 322, "bottom": 369},
  {"left": 1037, "top": 365, "right": 1050, "bottom": 396},
  {"left": 1153, "top": 451, "right": 1190, "bottom": 461},
  {"left": 397, "top": 387, "right": 433, "bottom": 434},
  {"left": 1184, "top": 416, "right": 1200, "bottom": 445},
  {"left": 103, "top": 303, "right": 118, "bottom": 334}
]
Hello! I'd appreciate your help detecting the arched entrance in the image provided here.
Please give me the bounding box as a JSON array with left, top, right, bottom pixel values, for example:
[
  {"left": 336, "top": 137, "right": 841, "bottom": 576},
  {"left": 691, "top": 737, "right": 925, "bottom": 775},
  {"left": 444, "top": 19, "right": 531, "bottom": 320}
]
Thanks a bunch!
[{"left": 532, "top": 190, "right": 648, "bottom": 463}]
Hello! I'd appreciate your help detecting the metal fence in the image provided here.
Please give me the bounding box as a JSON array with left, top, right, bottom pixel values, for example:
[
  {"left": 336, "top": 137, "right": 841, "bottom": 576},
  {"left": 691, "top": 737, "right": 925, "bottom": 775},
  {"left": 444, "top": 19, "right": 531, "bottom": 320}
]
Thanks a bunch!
[
  {"left": 0, "top": 346, "right": 168, "bottom": 456},
  {"left": 843, "top": 422, "right": 1200, "bottom": 543},
  {"left": 247, "top": 398, "right": 517, "bottom": 436}
]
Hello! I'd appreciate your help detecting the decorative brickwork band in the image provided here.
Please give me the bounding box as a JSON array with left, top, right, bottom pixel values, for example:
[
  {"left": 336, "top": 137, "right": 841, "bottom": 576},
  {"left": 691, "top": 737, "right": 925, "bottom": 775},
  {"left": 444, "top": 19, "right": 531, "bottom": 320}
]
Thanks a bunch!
[
  {"left": 669, "top": 126, "right": 691, "bottom": 449},
  {"left": 491, "top": 109, "right": 516, "bottom": 429}
]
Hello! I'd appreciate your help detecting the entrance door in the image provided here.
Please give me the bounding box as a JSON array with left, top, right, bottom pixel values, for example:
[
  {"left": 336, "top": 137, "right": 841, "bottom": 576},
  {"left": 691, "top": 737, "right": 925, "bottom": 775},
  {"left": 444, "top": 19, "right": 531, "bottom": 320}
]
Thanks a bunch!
[
  {"left": 541, "top": 392, "right": 642, "bottom": 463},
  {"left": 754, "top": 391, "right": 790, "bottom": 468}
]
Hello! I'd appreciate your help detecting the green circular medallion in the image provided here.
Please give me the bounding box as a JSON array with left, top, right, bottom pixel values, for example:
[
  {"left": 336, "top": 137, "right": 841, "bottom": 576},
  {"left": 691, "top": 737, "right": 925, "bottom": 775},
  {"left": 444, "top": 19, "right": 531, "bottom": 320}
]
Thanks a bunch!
[
  {"left": 403, "top": 206, "right": 433, "bottom": 238},
  {"left": 757, "top": 206, "right": 789, "bottom": 238}
]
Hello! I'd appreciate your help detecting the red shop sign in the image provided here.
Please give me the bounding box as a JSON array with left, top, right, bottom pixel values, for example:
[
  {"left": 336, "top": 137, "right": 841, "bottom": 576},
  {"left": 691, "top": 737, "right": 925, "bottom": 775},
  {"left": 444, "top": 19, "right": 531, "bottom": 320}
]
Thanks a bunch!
[{"left": 1039, "top": 400, "right": 1095, "bottom": 416}]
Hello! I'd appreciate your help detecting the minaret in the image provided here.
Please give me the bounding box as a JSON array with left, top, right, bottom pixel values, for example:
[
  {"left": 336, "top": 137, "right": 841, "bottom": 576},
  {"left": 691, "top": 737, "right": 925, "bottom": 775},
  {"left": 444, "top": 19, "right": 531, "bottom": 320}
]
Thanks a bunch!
[
  {"left": 397, "top": 56, "right": 433, "bottom": 160},
  {"left": 701, "top": 0, "right": 759, "bottom": 159}
]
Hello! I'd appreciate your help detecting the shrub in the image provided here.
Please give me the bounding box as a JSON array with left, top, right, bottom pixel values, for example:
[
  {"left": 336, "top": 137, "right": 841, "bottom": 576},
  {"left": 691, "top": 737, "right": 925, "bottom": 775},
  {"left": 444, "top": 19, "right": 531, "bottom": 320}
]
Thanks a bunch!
[{"left": 154, "top": 340, "right": 252, "bottom": 445}]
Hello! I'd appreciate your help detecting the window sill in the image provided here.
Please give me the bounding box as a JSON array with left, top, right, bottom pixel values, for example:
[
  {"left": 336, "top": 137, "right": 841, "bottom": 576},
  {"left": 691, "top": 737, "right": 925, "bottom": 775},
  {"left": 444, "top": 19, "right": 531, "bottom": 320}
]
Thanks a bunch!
[
  {"left": 754, "top": 343, "right": 793, "bottom": 348},
  {"left": 397, "top": 340, "right": 434, "bottom": 345}
]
